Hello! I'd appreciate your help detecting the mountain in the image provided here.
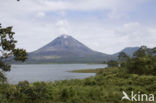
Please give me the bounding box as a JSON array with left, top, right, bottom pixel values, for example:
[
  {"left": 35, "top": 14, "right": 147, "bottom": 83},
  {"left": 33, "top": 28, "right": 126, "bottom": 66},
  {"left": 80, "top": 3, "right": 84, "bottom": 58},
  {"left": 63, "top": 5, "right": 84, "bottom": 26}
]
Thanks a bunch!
[
  {"left": 113, "top": 47, "right": 139, "bottom": 57},
  {"left": 27, "top": 35, "right": 114, "bottom": 63},
  {"left": 26, "top": 35, "right": 140, "bottom": 63}
]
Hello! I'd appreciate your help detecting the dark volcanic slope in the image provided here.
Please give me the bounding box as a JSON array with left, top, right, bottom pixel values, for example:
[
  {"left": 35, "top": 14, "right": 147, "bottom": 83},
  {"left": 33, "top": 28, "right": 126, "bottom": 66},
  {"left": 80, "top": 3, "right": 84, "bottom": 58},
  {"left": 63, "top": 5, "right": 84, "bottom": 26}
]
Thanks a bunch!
[{"left": 28, "top": 35, "right": 113, "bottom": 63}]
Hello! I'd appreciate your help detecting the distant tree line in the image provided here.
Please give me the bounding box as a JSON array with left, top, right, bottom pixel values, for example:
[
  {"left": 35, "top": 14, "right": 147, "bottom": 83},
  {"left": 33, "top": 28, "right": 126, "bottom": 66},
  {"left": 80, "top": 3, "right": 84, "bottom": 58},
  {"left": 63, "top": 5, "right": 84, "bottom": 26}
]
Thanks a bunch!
[{"left": 107, "top": 46, "right": 156, "bottom": 75}]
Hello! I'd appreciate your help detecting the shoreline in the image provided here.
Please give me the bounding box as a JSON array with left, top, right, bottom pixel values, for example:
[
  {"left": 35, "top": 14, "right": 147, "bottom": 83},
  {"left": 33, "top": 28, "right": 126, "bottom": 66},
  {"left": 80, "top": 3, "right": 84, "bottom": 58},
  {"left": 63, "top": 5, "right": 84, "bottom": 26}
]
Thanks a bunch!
[{"left": 69, "top": 68, "right": 106, "bottom": 73}]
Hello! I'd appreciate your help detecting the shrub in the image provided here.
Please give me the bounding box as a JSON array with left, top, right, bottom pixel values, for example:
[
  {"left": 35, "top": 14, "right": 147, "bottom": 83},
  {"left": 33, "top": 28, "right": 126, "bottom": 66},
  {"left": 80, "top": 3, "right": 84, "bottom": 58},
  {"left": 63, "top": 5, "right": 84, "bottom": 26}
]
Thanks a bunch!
[
  {"left": 127, "top": 57, "right": 155, "bottom": 75},
  {"left": 107, "top": 60, "right": 119, "bottom": 67}
]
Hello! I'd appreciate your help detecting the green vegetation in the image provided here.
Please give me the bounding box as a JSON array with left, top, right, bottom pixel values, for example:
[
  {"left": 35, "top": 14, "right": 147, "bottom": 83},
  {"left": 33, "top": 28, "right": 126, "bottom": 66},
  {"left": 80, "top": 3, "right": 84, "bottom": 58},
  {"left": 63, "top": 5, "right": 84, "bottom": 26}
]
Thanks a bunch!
[
  {"left": 1, "top": 67, "right": 156, "bottom": 103},
  {"left": 107, "top": 60, "right": 118, "bottom": 67},
  {"left": 69, "top": 68, "right": 104, "bottom": 73},
  {"left": 119, "top": 46, "right": 156, "bottom": 75},
  {"left": 0, "top": 24, "right": 27, "bottom": 82}
]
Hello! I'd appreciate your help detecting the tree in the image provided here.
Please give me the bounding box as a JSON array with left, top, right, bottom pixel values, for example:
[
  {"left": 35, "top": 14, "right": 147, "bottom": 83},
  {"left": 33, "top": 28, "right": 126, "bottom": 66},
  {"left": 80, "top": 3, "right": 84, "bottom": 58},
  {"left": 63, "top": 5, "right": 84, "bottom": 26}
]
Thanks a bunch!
[
  {"left": 107, "top": 60, "right": 118, "bottom": 68},
  {"left": 127, "top": 57, "right": 154, "bottom": 75},
  {"left": 0, "top": 24, "right": 27, "bottom": 82},
  {"left": 118, "top": 52, "right": 130, "bottom": 67},
  {"left": 133, "top": 46, "right": 147, "bottom": 58},
  {"left": 152, "top": 47, "right": 156, "bottom": 54},
  {"left": 127, "top": 46, "right": 156, "bottom": 75},
  {"left": 118, "top": 52, "right": 129, "bottom": 61}
]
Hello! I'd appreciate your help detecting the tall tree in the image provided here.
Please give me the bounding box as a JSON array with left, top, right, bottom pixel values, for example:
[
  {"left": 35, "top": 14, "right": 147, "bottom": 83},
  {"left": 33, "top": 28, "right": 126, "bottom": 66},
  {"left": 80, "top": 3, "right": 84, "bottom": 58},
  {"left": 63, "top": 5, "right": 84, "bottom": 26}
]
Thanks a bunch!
[
  {"left": 127, "top": 46, "right": 156, "bottom": 75},
  {"left": 118, "top": 52, "right": 129, "bottom": 62},
  {"left": 133, "top": 46, "right": 147, "bottom": 57},
  {"left": 0, "top": 24, "right": 27, "bottom": 82},
  {"left": 118, "top": 52, "right": 129, "bottom": 67}
]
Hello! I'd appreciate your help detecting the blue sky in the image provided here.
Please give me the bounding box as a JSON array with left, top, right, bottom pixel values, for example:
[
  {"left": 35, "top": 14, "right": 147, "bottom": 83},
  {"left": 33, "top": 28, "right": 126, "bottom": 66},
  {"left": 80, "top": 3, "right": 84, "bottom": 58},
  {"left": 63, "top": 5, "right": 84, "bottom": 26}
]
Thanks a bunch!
[{"left": 0, "top": 0, "right": 156, "bottom": 54}]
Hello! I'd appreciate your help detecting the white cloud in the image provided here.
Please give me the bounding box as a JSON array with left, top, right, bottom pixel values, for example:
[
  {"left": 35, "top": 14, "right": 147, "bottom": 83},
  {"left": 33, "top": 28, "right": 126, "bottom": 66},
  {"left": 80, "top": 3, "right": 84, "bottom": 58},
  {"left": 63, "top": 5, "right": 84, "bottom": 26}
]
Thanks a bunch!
[
  {"left": 0, "top": 0, "right": 155, "bottom": 54},
  {"left": 67, "top": 21, "right": 156, "bottom": 54},
  {"left": 56, "top": 19, "right": 71, "bottom": 34},
  {"left": 113, "top": 22, "right": 156, "bottom": 51},
  {"left": 37, "top": 12, "right": 45, "bottom": 17},
  {"left": 0, "top": 0, "right": 149, "bottom": 16}
]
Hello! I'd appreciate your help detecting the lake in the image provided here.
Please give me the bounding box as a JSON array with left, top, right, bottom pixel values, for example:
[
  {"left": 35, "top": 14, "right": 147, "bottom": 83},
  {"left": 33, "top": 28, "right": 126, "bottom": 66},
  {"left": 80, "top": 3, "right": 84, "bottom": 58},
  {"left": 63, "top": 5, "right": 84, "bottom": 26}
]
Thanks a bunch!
[{"left": 6, "top": 64, "right": 107, "bottom": 84}]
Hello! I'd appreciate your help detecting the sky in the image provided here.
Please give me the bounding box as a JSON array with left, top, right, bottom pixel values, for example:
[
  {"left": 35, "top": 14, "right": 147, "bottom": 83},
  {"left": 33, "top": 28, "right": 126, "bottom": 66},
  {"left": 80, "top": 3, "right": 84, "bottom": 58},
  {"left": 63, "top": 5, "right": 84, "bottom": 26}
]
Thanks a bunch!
[{"left": 0, "top": 0, "right": 156, "bottom": 54}]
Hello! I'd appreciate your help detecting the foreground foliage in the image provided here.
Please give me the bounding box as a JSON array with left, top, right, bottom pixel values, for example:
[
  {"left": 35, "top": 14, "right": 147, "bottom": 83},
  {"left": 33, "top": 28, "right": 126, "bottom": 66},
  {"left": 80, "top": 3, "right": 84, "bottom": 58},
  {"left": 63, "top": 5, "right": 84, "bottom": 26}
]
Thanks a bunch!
[
  {"left": 0, "top": 67, "right": 156, "bottom": 103},
  {"left": 0, "top": 24, "right": 27, "bottom": 82}
]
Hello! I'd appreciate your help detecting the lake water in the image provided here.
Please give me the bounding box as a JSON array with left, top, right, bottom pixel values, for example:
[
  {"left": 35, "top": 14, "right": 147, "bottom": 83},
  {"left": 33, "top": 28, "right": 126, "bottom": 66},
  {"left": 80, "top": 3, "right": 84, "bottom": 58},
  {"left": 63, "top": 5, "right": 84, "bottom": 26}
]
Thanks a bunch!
[{"left": 6, "top": 64, "right": 107, "bottom": 84}]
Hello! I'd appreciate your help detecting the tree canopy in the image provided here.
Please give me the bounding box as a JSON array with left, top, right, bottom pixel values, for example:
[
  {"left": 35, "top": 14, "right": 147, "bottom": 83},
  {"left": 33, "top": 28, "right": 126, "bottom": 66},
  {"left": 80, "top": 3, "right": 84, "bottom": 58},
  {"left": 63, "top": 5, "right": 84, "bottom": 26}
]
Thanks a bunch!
[
  {"left": 118, "top": 46, "right": 156, "bottom": 75},
  {"left": 0, "top": 24, "right": 27, "bottom": 82}
]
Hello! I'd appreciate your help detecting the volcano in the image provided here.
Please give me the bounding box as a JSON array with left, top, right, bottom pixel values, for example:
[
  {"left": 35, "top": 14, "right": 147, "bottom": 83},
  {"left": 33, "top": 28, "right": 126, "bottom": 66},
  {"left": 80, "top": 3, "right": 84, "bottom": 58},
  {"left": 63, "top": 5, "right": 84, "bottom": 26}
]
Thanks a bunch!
[{"left": 27, "top": 35, "right": 113, "bottom": 63}]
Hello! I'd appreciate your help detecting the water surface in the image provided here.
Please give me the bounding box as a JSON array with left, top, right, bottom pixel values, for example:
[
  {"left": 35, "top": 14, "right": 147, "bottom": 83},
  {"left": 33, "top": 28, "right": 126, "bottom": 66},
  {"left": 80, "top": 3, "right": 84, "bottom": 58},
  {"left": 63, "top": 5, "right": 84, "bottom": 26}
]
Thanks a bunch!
[{"left": 6, "top": 64, "right": 107, "bottom": 84}]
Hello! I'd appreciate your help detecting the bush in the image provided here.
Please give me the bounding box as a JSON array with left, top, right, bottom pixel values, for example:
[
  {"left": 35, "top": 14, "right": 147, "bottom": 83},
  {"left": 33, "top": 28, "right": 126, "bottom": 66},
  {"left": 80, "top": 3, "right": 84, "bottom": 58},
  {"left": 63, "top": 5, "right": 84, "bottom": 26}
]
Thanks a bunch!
[
  {"left": 107, "top": 60, "right": 119, "bottom": 68},
  {"left": 127, "top": 57, "right": 155, "bottom": 75}
]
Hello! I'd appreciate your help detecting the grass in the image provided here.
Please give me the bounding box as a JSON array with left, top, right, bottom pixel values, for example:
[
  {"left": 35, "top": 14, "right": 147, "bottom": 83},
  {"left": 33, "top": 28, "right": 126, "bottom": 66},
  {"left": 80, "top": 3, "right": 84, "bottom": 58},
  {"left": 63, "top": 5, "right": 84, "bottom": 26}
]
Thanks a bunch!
[{"left": 69, "top": 68, "right": 105, "bottom": 73}]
